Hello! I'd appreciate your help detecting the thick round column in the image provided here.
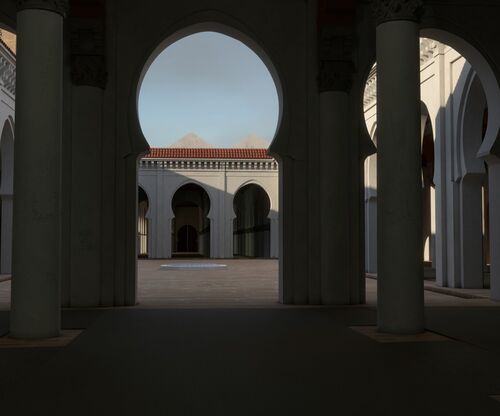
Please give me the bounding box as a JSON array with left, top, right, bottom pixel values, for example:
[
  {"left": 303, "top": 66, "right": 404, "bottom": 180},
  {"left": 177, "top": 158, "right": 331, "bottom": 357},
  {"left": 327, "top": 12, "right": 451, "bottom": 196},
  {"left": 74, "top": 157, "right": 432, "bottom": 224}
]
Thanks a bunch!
[
  {"left": 10, "top": 4, "right": 66, "bottom": 338},
  {"left": 1, "top": 195, "right": 13, "bottom": 274},
  {"left": 319, "top": 91, "right": 350, "bottom": 304},
  {"left": 458, "top": 175, "right": 484, "bottom": 288},
  {"left": 376, "top": 15, "right": 424, "bottom": 333},
  {"left": 269, "top": 212, "right": 279, "bottom": 259}
]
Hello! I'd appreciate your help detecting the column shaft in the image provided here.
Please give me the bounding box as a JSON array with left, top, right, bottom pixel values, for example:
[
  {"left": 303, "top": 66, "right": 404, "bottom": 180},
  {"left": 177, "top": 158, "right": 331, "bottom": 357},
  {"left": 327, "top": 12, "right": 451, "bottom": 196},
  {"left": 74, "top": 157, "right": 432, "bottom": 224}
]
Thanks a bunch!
[
  {"left": 1, "top": 195, "right": 13, "bottom": 274},
  {"left": 376, "top": 20, "right": 424, "bottom": 333},
  {"left": 319, "top": 91, "right": 350, "bottom": 304},
  {"left": 459, "top": 175, "right": 484, "bottom": 288},
  {"left": 10, "top": 9, "right": 64, "bottom": 338}
]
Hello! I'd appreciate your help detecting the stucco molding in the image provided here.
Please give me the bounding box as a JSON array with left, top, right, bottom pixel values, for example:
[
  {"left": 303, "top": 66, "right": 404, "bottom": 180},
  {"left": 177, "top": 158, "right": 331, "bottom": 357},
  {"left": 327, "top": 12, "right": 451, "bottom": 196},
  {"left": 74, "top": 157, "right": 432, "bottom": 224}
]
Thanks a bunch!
[
  {"left": 0, "top": 52, "right": 16, "bottom": 95},
  {"left": 17, "top": 0, "right": 69, "bottom": 16},
  {"left": 371, "top": 0, "right": 423, "bottom": 25}
]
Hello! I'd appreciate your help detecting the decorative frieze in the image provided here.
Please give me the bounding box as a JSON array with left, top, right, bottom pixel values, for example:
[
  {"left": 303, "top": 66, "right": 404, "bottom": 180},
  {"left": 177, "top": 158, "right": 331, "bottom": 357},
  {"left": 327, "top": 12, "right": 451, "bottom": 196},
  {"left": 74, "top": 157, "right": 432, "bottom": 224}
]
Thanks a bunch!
[
  {"left": 140, "top": 159, "right": 279, "bottom": 172},
  {"left": 363, "top": 66, "right": 377, "bottom": 109},
  {"left": 370, "top": 0, "right": 423, "bottom": 25},
  {"left": 17, "top": 0, "right": 69, "bottom": 16},
  {"left": 0, "top": 47, "right": 15, "bottom": 95},
  {"left": 70, "top": 18, "right": 107, "bottom": 89},
  {"left": 363, "top": 38, "right": 440, "bottom": 109},
  {"left": 419, "top": 38, "right": 438, "bottom": 65}
]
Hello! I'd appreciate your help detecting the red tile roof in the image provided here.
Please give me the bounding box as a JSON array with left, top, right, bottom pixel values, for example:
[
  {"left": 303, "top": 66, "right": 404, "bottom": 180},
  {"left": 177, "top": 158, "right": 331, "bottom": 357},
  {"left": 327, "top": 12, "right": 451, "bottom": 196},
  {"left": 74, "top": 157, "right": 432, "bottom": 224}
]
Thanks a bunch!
[{"left": 144, "top": 148, "right": 273, "bottom": 160}]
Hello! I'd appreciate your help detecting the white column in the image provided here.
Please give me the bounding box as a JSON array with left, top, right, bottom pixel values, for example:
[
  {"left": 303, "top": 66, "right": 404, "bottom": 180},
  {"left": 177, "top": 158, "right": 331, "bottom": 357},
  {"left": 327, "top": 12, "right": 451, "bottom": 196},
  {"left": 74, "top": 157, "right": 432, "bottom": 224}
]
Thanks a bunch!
[
  {"left": 67, "top": 21, "right": 107, "bottom": 306},
  {"left": 458, "top": 174, "right": 484, "bottom": 288},
  {"left": 223, "top": 166, "right": 234, "bottom": 258},
  {"left": 373, "top": 0, "right": 424, "bottom": 334},
  {"left": 0, "top": 194, "right": 13, "bottom": 274},
  {"left": 365, "top": 193, "right": 377, "bottom": 273},
  {"left": 225, "top": 215, "right": 235, "bottom": 258},
  {"left": 10, "top": 1, "right": 68, "bottom": 338},
  {"left": 430, "top": 186, "right": 436, "bottom": 265},
  {"left": 365, "top": 153, "right": 378, "bottom": 273},
  {"left": 433, "top": 95, "right": 449, "bottom": 286},
  {"left": 69, "top": 86, "right": 102, "bottom": 306},
  {"left": 158, "top": 173, "right": 171, "bottom": 258},
  {"left": 208, "top": 215, "right": 219, "bottom": 258},
  {"left": 269, "top": 212, "right": 279, "bottom": 259},
  {"left": 319, "top": 91, "right": 350, "bottom": 304}
]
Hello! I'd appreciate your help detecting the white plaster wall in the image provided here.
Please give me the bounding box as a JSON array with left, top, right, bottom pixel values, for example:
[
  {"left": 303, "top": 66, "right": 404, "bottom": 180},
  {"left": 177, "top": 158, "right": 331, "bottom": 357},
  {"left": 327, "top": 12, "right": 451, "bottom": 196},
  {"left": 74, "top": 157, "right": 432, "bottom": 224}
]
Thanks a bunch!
[
  {"left": 363, "top": 41, "right": 485, "bottom": 289},
  {"left": 0, "top": 45, "right": 15, "bottom": 275},
  {"left": 139, "top": 163, "right": 279, "bottom": 259}
]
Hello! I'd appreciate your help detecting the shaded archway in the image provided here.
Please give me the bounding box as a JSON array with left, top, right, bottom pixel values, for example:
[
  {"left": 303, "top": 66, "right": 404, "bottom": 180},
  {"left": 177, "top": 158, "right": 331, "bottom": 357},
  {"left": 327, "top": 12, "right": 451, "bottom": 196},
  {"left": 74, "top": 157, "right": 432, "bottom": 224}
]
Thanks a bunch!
[
  {"left": 233, "top": 183, "right": 271, "bottom": 258},
  {"left": 137, "top": 186, "right": 149, "bottom": 258},
  {"left": 421, "top": 106, "right": 435, "bottom": 278},
  {"left": 171, "top": 183, "right": 210, "bottom": 257}
]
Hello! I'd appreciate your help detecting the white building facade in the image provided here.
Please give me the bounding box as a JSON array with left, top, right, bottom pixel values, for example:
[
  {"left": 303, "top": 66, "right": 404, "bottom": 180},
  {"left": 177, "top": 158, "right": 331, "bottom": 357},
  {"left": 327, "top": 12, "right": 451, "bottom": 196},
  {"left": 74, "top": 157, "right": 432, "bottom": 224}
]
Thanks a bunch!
[
  {"left": 138, "top": 148, "right": 279, "bottom": 259},
  {"left": 0, "top": 33, "right": 15, "bottom": 275},
  {"left": 364, "top": 38, "right": 491, "bottom": 290}
]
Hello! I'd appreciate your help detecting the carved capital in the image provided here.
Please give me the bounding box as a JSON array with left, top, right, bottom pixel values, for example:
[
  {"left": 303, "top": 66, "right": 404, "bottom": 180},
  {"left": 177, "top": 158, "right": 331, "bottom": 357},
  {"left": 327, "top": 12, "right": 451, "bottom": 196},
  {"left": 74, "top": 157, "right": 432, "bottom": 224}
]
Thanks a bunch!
[
  {"left": 70, "top": 24, "right": 107, "bottom": 89},
  {"left": 371, "top": 0, "right": 423, "bottom": 25},
  {"left": 318, "top": 29, "right": 356, "bottom": 92},
  {"left": 17, "top": 0, "right": 69, "bottom": 16}
]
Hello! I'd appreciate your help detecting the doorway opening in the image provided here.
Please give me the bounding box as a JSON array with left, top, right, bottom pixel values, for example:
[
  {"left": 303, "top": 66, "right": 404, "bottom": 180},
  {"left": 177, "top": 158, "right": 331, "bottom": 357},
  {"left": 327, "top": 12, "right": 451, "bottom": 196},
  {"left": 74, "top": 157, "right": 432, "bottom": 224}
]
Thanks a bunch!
[
  {"left": 135, "top": 26, "right": 282, "bottom": 307},
  {"left": 233, "top": 184, "right": 271, "bottom": 258},
  {"left": 171, "top": 183, "right": 210, "bottom": 258},
  {"left": 138, "top": 186, "right": 149, "bottom": 258}
]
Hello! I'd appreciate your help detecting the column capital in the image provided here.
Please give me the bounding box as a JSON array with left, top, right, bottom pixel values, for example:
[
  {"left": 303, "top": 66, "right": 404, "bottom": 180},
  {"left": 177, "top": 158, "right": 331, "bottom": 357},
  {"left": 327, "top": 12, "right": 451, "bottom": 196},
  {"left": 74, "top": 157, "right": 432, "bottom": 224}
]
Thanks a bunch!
[
  {"left": 70, "top": 21, "right": 107, "bottom": 89},
  {"left": 371, "top": 0, "right": 423, "bottom": 25},
  {"left": 17, "top": 0, "right": 69, "bottom": 17},
  {"left": 318, "top": 29, "right": 355, "bottom": 93}
]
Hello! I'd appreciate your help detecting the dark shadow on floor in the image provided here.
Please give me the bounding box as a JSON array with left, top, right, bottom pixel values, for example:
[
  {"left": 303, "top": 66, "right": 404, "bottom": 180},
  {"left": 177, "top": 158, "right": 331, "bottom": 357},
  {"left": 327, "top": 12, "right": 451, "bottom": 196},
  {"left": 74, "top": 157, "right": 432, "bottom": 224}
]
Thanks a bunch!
[{"left": 1, "top": 307, "right": 500, "bottom": 415}]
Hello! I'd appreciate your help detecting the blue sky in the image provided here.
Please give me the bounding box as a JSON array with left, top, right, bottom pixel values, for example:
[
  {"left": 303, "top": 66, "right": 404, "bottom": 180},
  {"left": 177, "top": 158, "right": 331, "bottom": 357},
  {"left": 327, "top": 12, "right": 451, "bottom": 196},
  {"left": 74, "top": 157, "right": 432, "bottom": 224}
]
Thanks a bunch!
[{"left": 138, "top": 32, "right": 279, "bottom": 148}]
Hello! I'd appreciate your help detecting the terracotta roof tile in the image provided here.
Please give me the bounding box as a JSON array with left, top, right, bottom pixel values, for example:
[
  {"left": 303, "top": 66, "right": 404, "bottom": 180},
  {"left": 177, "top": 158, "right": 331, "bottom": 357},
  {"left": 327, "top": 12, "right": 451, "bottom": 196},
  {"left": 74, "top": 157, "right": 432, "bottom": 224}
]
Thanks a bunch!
[{"left": 144, "top": 148, "right": 273, "bottom": 160}]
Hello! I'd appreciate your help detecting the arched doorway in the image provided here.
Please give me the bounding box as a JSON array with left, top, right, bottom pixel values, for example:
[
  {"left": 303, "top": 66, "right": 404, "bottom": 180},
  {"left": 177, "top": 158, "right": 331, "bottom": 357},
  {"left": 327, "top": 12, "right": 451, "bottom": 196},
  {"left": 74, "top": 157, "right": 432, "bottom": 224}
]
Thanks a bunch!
[
  {"left": 138, "top": 186, "right": 149, "bottom": 258},
  {"left": 171, "top": 183, "right": 210, "bottom": 258},
  {"left": 177, "top": 225, "right": 198, "bottom": 253},
  {"left": 233, "top": 184, "right": 271, "bottom": 258},
  {"left": 421, "top": 107, "right": 435, "bottom": 279},
  {"left": 363, "top": 33, "right": 497, "bottom": 295},
  {"left": 418, "top": 29, "right": 500, "bottom": 296},
  {"left": 134, "top": 22, "right": 283, "bottom": 305}
]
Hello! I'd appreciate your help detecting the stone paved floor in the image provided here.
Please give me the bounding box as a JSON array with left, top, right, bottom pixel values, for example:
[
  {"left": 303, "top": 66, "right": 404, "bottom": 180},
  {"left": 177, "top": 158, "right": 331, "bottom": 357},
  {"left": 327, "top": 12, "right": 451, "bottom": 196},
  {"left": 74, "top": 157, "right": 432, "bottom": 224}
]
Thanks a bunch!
[
  {"left": 2, "top": 260, "right": 500, "bottom": 414},
  {"left": 0, "top": 259, "right": 499, "bottom": 310},
  {"left": 136, "top": 259, "right": 280, "bottom": 308}
]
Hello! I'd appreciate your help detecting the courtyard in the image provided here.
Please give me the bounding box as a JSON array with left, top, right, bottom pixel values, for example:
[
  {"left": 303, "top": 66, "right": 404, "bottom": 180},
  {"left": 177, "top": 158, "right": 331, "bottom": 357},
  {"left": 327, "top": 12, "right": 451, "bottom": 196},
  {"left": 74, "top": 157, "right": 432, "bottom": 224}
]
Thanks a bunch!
[{"left": 1, "top": 259, "right": 497, "bottom": 310}]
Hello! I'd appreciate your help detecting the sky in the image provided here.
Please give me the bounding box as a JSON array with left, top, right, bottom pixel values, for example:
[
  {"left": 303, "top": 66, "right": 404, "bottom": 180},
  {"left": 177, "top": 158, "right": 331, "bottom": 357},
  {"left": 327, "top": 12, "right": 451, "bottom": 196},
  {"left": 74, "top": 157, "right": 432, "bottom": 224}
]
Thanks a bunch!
[{"left": 138, "top": 32, "right": 280, "bottom": 148}]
